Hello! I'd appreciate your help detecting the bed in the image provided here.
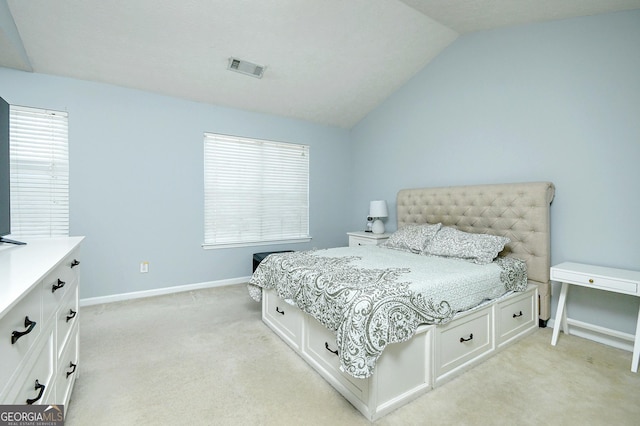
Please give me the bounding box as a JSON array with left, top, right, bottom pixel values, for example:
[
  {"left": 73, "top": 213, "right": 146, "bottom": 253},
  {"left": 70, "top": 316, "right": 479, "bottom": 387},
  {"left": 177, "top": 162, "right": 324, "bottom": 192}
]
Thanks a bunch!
[{"left": 248, "top": 181, "right": 555, "bottom": 420}]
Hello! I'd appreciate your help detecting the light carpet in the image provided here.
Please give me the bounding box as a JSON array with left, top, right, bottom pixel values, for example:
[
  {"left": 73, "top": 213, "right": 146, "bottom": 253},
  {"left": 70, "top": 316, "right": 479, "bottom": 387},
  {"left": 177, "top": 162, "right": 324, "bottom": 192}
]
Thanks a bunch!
[{"left": 65, "top": 284, "right": 640, "bottom": 425}]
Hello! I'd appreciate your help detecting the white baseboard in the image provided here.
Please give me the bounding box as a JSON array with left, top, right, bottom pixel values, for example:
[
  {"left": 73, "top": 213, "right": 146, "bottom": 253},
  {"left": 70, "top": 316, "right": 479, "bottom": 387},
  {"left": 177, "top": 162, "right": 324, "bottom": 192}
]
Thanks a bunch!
[
  {"left": 79, "top": 276, "right": 252, "bottom": 307},
  {"left": 548, "top": 318, "right": 634, "bottom": 353}
]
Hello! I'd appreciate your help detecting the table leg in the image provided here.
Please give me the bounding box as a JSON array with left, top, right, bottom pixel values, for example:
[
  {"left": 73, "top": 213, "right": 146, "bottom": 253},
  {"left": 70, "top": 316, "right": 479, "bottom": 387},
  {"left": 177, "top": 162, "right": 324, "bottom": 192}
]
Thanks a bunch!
[
  {"left": 551, "top": 282, "right": 569, "bottom": 346},
  {"left": 632, "top": 303, "right": 640, "bottom": 373}
]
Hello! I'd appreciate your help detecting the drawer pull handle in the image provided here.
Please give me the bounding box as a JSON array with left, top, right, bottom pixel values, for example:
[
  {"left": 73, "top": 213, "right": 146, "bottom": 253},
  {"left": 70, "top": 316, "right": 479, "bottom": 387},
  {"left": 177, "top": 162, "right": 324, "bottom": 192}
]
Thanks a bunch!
[
  {"left": 11, "top": 316, "right": 37, "bottom": 344},
  {"left": 66, "top": 309, "right": 77, "bottom": 322},
  {"left": 513, "top": 311, "right": 523, "bottom": 318},
  {"left": 275, "top": 307, "right": 284, "bottom": 315},
  {"left": 26, "top": 380, "right": 45, "bottom": 405},
  {"left": 71, "top": 259, "right": 80, "bottom": 268},
  {"left": 460, "top": 333, "right": 474, "bottom": 343},
  {"left": 52, "top": 278, "right": 66, "bottom": 293},
  {"left": 325, "top": 342, "right": 339, "bottom": 356},
  {"left": 66, "top": 362, "right": 77, "bottom": 378},
  {"left": 588, "top": 278, "right": 594, "bottom": 284}
]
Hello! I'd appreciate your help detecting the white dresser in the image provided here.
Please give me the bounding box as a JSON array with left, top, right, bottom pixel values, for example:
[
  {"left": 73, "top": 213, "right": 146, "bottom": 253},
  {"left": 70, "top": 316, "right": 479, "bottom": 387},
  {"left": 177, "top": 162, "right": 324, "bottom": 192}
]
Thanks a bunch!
[{"left": 0, "top": 237, "right": 84, "bottom": 408}]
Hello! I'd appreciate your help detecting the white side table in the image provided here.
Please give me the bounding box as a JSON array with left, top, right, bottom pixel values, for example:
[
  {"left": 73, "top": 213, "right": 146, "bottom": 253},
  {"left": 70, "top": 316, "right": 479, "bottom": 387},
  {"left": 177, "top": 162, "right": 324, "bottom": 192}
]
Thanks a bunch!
[
  {"left": 550, "top": 262, "right": 640, "bottom": 373},
  {"left": 347, "top": 231, "right": 390, "bottom": 247}
]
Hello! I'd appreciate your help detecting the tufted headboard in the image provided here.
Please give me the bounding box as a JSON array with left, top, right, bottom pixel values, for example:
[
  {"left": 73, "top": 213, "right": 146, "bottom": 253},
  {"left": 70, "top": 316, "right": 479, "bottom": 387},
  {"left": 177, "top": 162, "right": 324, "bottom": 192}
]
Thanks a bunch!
[{"left": 396, "top": 182, "right": 555, "bottom": 322}]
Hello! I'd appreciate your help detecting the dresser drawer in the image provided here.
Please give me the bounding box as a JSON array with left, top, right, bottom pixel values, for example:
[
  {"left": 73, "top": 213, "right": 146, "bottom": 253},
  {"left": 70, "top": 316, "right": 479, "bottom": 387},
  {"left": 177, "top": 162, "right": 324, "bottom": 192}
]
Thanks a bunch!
[
  {"left": 551, "top": 266, "right": 639, "bottom": 295},
  {"left": 263, "top": 290, "right": 302, "bottom": 350},
  {"left": 56, "top": 282, "right": 79, "bottom": 358},
  {"left": 7, "top": 330, "right": 55, "bottom": 405},
  {"left": 0, "top": 285, "right": 42, "bottom": 391},
  {"left": 42, "top": 251, "right": 80, "bottom": 322},
  {"left": 303, "top": 316, "right": 368, "bottom": 402},
  {"left": 56, "top": 325, "right": 79, "bottom": 407},
  {"left": 496, "top": 289, "right": 536, "bottom": 347},
  {"left": 435, "top": 308, "right": 493, "bottom": 379}
]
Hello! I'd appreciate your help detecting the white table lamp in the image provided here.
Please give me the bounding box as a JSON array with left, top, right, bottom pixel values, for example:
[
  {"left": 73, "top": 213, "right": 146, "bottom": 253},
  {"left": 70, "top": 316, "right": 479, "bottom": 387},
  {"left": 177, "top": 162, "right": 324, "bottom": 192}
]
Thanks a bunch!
[{"left": 369, "top": 200, "right": 388, "bottom": 234}]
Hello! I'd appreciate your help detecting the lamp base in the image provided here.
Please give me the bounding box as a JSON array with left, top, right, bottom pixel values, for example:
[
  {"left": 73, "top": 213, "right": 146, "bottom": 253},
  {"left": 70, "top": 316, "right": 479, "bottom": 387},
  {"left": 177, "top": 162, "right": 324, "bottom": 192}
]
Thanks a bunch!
[{"left": 372, "top": 219, "right": 385, "bottom": 234}]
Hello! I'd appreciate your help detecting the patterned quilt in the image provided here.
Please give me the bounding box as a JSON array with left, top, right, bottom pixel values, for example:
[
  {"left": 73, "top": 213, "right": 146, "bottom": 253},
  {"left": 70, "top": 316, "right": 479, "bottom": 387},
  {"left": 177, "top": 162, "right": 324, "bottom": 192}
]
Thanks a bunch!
[{"left": 248, "top": 245, "right": 527, "bottom": 378}]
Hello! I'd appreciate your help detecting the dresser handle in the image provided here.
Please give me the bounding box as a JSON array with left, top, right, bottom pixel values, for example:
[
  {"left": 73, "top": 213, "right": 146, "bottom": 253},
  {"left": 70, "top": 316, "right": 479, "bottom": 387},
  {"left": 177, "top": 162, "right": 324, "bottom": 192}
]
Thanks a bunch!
[
  {"left": 52, "top": 278, "right": 66, "bottom": 293},
  {"left": 588, "top": 278, "right": 594, "bottom": 284},
  {"left": 325, "top": 342, "right": 339, "bottom": 356},
  {"left": 66, "top": 362, "right": 77, "bottom": 378},
  {"left": 11, "top": 316, "right": 37, "bottom": 344},
  {"left": 460, "top": 333, "right": 474, "bottom": 343},
  {"left": 26, "top": 380, "right": 45, "bottom": 405},
  {"left": 275, "top": 307, "right": 284, "bottom": 315},
  {"left": 513, "top": 311, "right": 523, "bottom": 318},
  {"left": 71, "top": 259, "right": 80, "bottom": 268},
  {"left": 66, "top": 309, "right": 77, "bottom": 322}
]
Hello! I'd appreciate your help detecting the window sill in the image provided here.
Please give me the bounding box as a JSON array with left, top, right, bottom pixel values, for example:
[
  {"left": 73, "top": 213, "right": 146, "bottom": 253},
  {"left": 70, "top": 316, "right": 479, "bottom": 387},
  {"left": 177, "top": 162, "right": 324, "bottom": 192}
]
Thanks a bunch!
[{"left": 202, "top": 237, "right": 312, "bottom": 250}]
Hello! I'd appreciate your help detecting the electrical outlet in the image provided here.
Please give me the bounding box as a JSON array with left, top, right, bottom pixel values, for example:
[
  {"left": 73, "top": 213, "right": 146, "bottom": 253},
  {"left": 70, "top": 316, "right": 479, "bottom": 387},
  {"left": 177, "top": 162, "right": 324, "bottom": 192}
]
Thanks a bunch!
[{"left": 140, "top": 261, "right": 149, "bottom": 273}]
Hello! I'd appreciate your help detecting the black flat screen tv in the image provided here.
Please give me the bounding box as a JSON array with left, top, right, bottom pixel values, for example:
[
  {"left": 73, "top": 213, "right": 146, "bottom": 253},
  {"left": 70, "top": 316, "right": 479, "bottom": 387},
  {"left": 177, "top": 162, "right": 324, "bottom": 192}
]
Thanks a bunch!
[{"left": 0, "top": 96, "right": 25, "bottom": 245}]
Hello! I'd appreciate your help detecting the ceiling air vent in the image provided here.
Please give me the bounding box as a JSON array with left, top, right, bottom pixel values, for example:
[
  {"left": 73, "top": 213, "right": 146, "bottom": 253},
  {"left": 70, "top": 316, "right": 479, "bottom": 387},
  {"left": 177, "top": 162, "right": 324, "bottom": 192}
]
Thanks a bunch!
[{"left": 228, "top": 57, "right": 265, "bottom": 79}]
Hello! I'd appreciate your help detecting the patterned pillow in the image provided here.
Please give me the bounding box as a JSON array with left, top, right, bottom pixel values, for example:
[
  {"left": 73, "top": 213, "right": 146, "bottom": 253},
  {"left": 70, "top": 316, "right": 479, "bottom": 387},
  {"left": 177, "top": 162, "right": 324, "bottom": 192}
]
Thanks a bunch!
[
  {"left": 423, "top": 227, "right": 510, "bottom": 264},
  {"left": 381, "top": 223, "right": 442, "bottom": 253}
]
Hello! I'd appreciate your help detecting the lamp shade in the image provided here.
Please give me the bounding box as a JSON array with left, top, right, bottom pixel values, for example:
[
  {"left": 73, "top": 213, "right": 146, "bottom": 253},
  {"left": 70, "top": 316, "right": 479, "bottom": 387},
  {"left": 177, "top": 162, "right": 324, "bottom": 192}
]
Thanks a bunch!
[{"left": 369, "top": 200, "right": 388, "bottom": 218}]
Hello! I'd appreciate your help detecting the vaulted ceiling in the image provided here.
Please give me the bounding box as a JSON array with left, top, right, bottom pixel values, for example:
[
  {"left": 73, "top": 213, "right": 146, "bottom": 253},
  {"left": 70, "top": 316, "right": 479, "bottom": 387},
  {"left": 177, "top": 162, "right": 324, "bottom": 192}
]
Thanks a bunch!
[{"left": 1, "top": 0, "right": 639, "bottom": 128}]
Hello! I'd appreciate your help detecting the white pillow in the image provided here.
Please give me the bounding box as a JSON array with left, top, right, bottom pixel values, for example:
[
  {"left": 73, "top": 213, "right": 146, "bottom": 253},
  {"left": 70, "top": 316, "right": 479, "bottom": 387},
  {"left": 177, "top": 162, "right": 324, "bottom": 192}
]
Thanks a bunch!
[
  {"left": 423, "top": 227, "right": 510, "bottom": 264},
  {"left": 381, "top": 223, "right": 442, "bottom": 253}
]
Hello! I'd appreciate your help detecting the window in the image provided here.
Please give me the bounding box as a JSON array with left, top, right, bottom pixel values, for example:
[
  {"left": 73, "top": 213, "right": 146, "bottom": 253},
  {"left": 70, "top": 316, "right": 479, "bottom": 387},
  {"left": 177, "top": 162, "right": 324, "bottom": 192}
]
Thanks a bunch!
[
  {"left": 9, "top": 105, "right": 69, "bottom": 238},
  {"left": 203, "top": 133, "right": 310, "bottom": 248}
]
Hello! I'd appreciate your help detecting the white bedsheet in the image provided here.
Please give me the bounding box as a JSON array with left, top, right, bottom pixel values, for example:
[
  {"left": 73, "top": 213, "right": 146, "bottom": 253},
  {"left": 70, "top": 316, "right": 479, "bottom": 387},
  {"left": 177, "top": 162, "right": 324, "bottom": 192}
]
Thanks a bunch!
[{"left": 249, "top": 245, "right": 527, "bottom": 378}]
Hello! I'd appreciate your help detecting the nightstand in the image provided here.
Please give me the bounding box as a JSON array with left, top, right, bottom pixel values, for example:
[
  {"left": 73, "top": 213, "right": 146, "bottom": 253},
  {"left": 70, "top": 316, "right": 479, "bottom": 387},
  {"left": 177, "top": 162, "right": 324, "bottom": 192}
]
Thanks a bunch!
[
  {"left": 347, "top": 231, "right": 391, "bottom": 247},
  {"left": 550, "top": 262, "right": 640, "bottom": 373}
]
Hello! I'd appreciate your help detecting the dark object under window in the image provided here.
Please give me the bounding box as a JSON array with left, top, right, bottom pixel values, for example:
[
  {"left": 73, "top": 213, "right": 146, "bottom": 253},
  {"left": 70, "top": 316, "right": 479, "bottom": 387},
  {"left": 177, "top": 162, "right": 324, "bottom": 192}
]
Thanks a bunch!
[{"left": 253, "top": 250, "right": 293, "bottom": 272}]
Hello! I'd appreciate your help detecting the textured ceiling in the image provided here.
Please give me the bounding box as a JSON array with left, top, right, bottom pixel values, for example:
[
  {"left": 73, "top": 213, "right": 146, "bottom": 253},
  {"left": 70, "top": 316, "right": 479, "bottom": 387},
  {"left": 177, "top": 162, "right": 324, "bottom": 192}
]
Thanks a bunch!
[{"left": 1, "top": 0, "right": 639, "bottom": 128}]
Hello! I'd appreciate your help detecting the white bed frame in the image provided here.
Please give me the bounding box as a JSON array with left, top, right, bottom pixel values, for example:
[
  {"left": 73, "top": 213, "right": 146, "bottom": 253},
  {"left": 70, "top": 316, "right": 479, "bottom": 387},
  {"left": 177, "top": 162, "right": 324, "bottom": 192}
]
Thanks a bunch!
[{"left": 261, "top": 182, "right": 555, "bottom": 420}]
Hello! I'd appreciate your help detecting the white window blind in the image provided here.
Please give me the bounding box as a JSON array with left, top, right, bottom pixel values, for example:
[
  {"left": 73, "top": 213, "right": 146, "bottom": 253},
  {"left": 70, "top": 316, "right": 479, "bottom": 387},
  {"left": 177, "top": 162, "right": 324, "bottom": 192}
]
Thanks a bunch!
[
  {"left": 204, "top": 133, "right": 310, "bottom": 247},
  {"left": 9, "top": 105, "right": 69, "bottom": 238}
]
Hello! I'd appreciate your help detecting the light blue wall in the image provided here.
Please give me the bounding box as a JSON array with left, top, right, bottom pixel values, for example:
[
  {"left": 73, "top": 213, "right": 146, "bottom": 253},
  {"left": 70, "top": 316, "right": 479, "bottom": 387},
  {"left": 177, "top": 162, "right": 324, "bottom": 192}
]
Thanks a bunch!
[
  {"left": 1, "top": 11, "right": 639, "bottom": 334},
  {"left": 351, "top": 11, "right": 640, "bottom": 333},
  {"left": 0, "top": 68, "right": 353, "bottom": 299}
]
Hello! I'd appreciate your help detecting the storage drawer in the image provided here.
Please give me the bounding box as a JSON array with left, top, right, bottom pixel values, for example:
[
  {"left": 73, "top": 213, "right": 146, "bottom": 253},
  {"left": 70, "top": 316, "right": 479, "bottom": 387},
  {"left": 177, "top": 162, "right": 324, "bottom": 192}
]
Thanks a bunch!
[
  {"left": 435, "top": 307, "right": 493, "bottom": 379},
  {"left": 303, "top": 317, "right": 368, "bottom": 402},
  {"left": 349, "top": 236, "right": 378, "bottom": 247},
  {"left": 56, "top": 282, "right": 79, "bottom": 358},
  {"left": 7, "top": 330, "right": 55, "bottom": 405},
  {"left": 42, "top": 252, "right": 80, "bottom": 322},
  {"left": 0, "top": 285, "right": 42, "bottom": 392},
  {"left": 347, "top": 232, "right": 390, "bottom": 247},
  {"left": 551, "top": 267, "right": 638, "bottom": 295},
  {"left": 496, "top": 289, "right": 536, "bottom": 347},
  {"left": 263, "top": 290, "right": 302, "bottom": 350},
  {"left": 55, "top": 325, "right": 79, "bottom": 407}
]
